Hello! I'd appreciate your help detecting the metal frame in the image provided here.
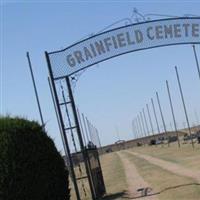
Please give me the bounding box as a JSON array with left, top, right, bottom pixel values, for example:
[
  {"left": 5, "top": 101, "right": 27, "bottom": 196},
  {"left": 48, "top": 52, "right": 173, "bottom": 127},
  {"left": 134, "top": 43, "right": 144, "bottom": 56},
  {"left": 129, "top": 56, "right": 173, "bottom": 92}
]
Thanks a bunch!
[
  {"left": 46, "top": 52, "right": 82, "bottom": 200},
  {"left": 45, "top": 17, "right": 200, "bottom": 200},
  {"left": 48, "top": 17, "right": 200, "bottom": 79}
]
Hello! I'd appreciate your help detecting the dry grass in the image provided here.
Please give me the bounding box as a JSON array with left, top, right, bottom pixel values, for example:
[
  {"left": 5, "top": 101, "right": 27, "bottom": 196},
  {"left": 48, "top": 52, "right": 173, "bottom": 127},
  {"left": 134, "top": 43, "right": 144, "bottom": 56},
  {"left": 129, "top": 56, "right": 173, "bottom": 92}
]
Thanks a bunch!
[
  {"left": 69, "top": 143, "right": 200, "bottom": 199},
  {"left": 123, "top": 151, "right": 200, "bottom": 200},
  {"left": 69, "top": 163, "right": 92, "bottom": 200},
  {"left": 70, "top": 152, "right": 127, "bottom": 200},
  {"left": 131, "top": 142, "right": 200, "bottom": 170},
  {"left": 100, "top": 152, "right": 128, "bottom": 199}
]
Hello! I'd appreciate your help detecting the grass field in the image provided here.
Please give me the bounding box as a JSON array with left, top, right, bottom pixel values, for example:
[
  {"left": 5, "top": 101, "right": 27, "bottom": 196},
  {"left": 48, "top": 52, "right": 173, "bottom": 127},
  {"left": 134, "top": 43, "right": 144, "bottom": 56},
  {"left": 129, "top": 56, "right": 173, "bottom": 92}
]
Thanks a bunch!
[
  {"left": 70, "top": 142, "right": 200, "bottom": 199},
  {"left": 131, "top": 142, "right": 200, "bottom": 170},
  {"left": 100, "top": 142, "right": 200, "bottom": 200},
  {"left": 100, "top": 152, "right": 128, "bottom": 199}
]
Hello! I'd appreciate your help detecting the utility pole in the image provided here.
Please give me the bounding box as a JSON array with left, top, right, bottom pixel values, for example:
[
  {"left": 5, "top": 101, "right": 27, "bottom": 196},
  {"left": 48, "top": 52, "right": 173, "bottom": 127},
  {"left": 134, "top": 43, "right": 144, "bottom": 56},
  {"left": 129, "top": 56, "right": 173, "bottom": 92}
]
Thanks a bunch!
[
  {"left": 151, "top": 98, "right": 161, "bottom": 135},
  {"left": 175, "top": 66, "right": 194, "bottom": 148},
  {"left": 156, "top": 92, "right": 169, "bottom": 147},
  {"left": 143, "top": 108, "right": 150, "bottom": 136},
  {"left": 146, "top": 103, "right": 155, "bottom": 136},
  {"left": 192, "top": 45, "right": 200, "bottom": 81},
  {"left": 140, "top": 111, "right": 147, "bottom": 137},
  {"left": 166, "top": 80, "right": 180, "bottom": 148},
  {"left": 27, "top": 52, "right": 45, "bottom": 128},
  {"left": 82, "top": 113, "right": 90, "bottom": 143}
]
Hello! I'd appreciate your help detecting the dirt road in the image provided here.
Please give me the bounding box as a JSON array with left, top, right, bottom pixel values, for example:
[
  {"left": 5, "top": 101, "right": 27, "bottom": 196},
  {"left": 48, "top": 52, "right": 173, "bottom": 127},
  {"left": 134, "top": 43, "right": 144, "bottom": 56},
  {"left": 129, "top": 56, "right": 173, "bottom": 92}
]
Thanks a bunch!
[
  {"left": 118, "top": 152, "right": 158, "bottom": 200},
  {"left": 127, "top": 151, "right": 200, "bottom": 183}
]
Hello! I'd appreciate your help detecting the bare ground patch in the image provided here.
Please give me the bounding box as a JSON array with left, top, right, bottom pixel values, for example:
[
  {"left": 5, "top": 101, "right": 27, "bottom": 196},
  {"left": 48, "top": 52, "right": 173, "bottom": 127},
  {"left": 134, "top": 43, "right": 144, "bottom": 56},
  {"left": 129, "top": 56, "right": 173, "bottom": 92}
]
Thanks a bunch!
[
  {"left": 118, "top": 152, "right": 158, "bottom": 200},
  {"left": 127, "top": 151, "right": 200, "bottom": 183}
]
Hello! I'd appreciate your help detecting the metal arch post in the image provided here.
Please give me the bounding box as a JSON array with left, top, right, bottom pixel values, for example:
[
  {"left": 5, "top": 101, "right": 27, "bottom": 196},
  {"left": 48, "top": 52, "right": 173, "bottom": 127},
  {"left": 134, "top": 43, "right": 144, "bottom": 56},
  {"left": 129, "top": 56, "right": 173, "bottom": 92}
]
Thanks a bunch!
[
  {"left": 66, "top": 76, "right": 96, "bottom": 200},
  {"left": 45, "top": 52, "right": 81, "bottom": 200},
  {"left": 48, "top": 77, "right": 69, "bottom": 155}
]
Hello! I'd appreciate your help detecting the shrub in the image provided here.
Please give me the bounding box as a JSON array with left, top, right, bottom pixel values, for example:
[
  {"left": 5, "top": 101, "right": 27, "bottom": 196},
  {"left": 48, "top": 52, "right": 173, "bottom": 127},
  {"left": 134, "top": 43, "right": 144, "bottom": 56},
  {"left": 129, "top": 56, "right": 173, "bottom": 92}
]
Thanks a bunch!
[{"left": 0, "top": 116, "right": 70, "bottom": 200}]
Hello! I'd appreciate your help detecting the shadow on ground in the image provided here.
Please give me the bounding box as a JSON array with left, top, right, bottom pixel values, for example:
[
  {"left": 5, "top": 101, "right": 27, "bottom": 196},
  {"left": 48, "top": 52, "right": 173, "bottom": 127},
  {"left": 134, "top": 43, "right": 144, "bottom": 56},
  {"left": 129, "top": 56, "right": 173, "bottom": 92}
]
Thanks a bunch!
[
  {"left": 129, "top": 182, "right": 200, "bottom": 199},
  {"left": 101, "top": 183, "right": 200, "bottom": 199},
  {"left": 101, "top": 190, "right": 127, "bottom": 200}
]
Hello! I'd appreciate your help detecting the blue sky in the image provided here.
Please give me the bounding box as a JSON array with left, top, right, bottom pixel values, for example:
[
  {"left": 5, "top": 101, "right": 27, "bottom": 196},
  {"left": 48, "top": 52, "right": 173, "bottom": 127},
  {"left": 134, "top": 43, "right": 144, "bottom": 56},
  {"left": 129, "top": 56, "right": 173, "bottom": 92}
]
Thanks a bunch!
[{"left": 1, "top": 1, "right": 200, "bottom": 152}]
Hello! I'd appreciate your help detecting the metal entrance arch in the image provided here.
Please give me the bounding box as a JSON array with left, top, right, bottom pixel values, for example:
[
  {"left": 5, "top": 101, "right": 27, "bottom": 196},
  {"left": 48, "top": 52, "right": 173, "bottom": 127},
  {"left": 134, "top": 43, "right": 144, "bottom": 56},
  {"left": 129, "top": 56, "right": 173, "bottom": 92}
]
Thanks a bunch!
[{"left": 45, "top": 17, "right": 200, "bottom": 200}]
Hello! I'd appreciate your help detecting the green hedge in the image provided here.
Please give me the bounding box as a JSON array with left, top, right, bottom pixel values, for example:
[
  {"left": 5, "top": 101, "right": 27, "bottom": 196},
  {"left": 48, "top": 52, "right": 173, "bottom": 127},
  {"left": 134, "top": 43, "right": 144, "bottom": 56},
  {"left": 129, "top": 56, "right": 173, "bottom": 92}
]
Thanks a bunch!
[{"left": 0, "top": 116, "right": 70, "bottom": 200}]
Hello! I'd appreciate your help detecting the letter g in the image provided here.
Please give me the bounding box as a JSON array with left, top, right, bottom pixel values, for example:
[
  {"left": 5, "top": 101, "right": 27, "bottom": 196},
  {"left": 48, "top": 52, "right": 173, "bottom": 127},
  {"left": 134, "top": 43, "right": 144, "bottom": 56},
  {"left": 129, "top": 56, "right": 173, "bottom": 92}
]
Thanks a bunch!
[{"left": 66, "top": 54, "right": 76, "bottom": 67}]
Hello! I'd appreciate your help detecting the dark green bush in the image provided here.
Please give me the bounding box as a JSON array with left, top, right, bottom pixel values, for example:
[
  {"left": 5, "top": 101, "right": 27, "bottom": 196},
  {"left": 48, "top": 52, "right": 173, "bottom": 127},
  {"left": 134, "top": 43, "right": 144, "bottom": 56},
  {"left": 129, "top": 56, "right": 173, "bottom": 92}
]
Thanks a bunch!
[{"left": 0, "top": 116, "right": 70, "bottom": 200}]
